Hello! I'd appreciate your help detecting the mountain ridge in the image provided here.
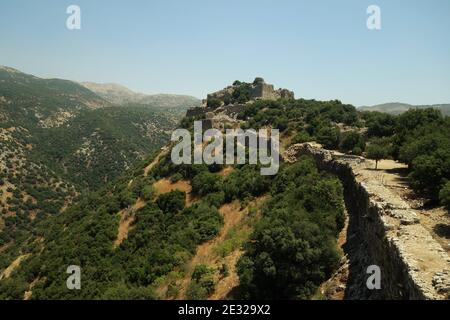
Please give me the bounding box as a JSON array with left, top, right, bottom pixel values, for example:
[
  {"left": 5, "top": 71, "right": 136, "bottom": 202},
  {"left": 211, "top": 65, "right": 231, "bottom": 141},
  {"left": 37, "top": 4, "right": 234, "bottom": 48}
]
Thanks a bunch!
[
  {"left": 359, "top": 102, "right": 450, "bottom": 116},
  {"left": 81, "top": 81, "right": 201, "bottom": 108}
]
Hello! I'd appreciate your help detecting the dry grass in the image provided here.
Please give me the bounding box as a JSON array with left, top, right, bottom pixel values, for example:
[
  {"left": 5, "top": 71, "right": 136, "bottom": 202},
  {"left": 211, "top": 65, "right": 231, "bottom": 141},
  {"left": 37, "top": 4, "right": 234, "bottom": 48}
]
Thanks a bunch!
[
  {"left": 173, "top": 196, "right": 266, "bottom": 300},
  {"left": 144, "top": 149, "right": 168, "bottom": 177},
  {"left": 217, "top": 166, "right": 235, "bottom": 177},
  {"left": 113, "top": 198, "right": 146, "bottom": 248},
  {"left": 153, "top": 179, "right": 196, "bottom": 206}
]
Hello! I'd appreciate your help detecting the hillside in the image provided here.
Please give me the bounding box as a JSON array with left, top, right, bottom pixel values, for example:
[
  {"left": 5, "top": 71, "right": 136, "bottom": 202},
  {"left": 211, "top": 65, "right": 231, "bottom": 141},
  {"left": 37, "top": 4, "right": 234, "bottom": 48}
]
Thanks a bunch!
[
  {"left": 1, "top": 78, "right": 449, "bottom": 300},
  {"left": 0, "top": 67, "right": 197, "bottom": 288},
  {"left": 359, "top": 102, "right": 450, "bottom": 116},
  {"left": 0, "top": 79, "right": 354, "bottom": 300},
  {"left": 81, "top": 82, "right": 201, "bottom": 109}
]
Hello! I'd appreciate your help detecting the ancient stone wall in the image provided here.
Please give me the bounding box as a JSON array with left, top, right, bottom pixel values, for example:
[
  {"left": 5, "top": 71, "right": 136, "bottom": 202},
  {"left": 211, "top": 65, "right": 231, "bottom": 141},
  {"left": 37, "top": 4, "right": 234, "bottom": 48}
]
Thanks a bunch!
[{"left": 285, "top": 143, "right": 450, "bottom": 300}]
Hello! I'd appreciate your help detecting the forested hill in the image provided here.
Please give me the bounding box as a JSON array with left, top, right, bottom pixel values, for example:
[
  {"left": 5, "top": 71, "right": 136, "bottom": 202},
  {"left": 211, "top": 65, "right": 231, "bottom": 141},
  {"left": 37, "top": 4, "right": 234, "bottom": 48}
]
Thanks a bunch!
[
  {"left": 0, "top": 66, "right": 197, "bottom": 290},
  {"left": 0, "top": 80, "right": 358, "bottom": 300}
]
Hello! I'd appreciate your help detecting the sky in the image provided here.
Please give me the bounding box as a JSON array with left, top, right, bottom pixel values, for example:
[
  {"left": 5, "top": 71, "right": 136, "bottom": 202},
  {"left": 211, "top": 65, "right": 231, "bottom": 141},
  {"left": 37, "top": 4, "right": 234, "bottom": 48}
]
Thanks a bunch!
[{"left": 0, "top": 0, "right": 449, "bottom": 106}]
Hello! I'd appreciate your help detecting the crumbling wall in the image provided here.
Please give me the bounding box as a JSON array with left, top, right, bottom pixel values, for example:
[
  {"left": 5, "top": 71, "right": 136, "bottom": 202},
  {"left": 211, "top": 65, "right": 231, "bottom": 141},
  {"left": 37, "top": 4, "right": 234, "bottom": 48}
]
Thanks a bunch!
[{"left": 285, "top": 143, "right": 450, "bottom": 300}]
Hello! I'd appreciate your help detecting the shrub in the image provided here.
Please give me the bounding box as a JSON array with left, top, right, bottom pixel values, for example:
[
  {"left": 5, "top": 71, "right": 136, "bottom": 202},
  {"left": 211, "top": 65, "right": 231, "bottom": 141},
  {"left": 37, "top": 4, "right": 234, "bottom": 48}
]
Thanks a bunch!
[
  {"left": 141, "top": 185, "right": 155, "bottom": 202},
  {"left": 316, "top": 126, "right": 340, "bottom": 150},
  {"left": 157, "top": 190, "right": 185, "bottom": 213},
  {"left": 192, "top": 172, "right": 222, "bottom": 196},
  {"left": 170, "top": 173, "right": 183, "bottom": 183},
  {"left": 340, "top": 131, "right": 364, "bottom": 153},
  {"left": 440, "top": 182, "right": 450, "bottom": 210}
]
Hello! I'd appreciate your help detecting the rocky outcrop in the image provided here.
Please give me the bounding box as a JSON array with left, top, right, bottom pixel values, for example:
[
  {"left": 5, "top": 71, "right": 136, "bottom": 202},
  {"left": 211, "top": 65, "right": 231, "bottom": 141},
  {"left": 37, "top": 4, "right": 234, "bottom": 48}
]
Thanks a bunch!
[{"left": 285, "top": 143, "right": 450, "bottom": 300}]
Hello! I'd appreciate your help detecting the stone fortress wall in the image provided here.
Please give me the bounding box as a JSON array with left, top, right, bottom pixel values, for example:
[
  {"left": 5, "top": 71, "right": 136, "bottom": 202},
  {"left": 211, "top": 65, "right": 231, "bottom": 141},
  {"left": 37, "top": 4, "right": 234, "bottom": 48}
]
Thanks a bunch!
[
  {"left": 186, "top": 78, "right": 295, "bottom": 120},
  {"left": 285, "top": 143, "right": 450, "bottom": 300}
]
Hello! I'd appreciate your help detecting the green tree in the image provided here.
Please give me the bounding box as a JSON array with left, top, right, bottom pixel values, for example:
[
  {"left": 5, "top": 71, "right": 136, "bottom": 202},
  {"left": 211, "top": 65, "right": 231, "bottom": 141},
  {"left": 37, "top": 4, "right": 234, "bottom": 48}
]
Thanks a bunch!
[
  {"left": 316, "top": 126, "right": 340, "bottom": 150},
  {"left": 141, "top": 184, "right": 155, "bottom": 202},
  {"left": 367, "top": 142, "right": 388, "bottom": 170},
  {"left": 192, "top": 172, "right": 222, "bottom": 196},
  {"left": 339, "top": 131, "right": 364, "bottom": 153},
  {"left": 440, "top": 181, "right": 450, "bottom": 211},
  {"left": 409, "top": 155, "right": 443, "bottom": 200},
  {"left": 157, "top": 190, "right": 185, "bottom": 213}
]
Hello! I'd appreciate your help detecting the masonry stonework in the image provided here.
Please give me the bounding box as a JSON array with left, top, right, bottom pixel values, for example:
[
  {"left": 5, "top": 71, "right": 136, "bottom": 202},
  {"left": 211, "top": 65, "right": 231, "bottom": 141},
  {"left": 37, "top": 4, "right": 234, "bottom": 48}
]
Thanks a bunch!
[{"left": 284, "top": 143, "right": 450, "bottom": 300}]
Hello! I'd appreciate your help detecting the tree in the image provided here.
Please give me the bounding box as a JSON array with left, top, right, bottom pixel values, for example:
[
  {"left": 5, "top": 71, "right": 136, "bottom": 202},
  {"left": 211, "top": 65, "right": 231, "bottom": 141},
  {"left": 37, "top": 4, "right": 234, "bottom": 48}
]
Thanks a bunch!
[
  {"left": 364, "top": 112, "right": 396, "bottom": 137},
  {"left": 316, "top": 126, "right": 340, "bottom": 150},
  {"left": 440, "top": 182, "right": 450, "bottom": 211},
  {"left": 192, "top": 172, "right": 222, "bottom": 196},
  {"left": 192, "top": 264, "right": 213, "bottom": 282},
  {"left": 339, "top": 131, "right": 364, "bottom": 153},
  {"left": 367, "top": 142, "right": 388, "bottom": 170},
  {"left": 409, "top": 155, "right": 443, "bottom": 200},
  {"left": 186, "top": 265, "right": 215, "bottom": 300},
  {"left": 207, "top": 98, "right": 221, "bottom": 109},
  {"left": 156, "top": 190, "right": 185, "bottom": 213},
  {"left": 141, "top": 185, "right": 155, "bottom": 202}
]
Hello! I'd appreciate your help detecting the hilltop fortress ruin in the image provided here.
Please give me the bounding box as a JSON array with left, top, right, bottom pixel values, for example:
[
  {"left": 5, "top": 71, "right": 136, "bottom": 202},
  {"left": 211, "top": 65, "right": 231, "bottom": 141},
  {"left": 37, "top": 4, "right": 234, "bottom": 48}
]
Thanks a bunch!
[
  {"left": 186, "top": 78, "right": 295, "bottom": 121},
  {"left": 205, "top": 77, "right": 294, "bottom": 105}
]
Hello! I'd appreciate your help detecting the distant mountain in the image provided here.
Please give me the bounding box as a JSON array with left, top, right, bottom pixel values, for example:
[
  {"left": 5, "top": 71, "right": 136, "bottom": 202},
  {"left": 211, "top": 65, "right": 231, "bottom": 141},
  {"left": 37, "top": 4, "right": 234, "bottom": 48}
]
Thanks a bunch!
[
  {"left": 359, "top": 102, "right": 450, "bottom": 116},
  {"left": 81, "top": 82, "right": 201, "bottom": 109},
  {"left": 80, "top": 82, "right": 143, "bottom": 105}
]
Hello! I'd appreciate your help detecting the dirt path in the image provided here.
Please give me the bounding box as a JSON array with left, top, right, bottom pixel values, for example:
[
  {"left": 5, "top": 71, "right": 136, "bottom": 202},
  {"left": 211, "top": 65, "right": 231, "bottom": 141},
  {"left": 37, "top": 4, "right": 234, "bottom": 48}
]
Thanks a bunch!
[
  {"left": 177, "top": 200, "right": 245, "bottom": 299},
  {"left": 360, "top": 159, "right": 450, "bottom": 254},
  {"left": 144, "top": 148, "right": 168, "bottom": 177},
  {"left": 113, "top": 198, "right": 146, "bottom": 248},
  {"left": 0, "top": 254, "right": 31, "bottom": 280},
  {"left": 175, "top": 196, "right": 266, "bottom": 300},
  {"left": 217, "top": 166, "right": 235, "bottom": 177},
  {"left": 153, "top": 179, "right": 196, "bottom": 206}
]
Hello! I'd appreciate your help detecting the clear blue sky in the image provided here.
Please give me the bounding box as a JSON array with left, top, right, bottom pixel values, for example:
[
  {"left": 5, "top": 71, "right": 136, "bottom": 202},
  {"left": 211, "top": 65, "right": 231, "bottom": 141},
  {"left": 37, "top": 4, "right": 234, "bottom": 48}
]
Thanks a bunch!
[{"left": 1, "top": 0, "right": 449, "bottom": 106}]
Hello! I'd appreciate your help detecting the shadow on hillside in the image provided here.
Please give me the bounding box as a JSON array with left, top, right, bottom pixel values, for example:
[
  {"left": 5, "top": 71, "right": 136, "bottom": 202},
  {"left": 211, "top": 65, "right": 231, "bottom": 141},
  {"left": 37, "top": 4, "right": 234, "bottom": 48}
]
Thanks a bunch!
[{"left": 434, "top": 224, "right": 450, "bottom": 239}]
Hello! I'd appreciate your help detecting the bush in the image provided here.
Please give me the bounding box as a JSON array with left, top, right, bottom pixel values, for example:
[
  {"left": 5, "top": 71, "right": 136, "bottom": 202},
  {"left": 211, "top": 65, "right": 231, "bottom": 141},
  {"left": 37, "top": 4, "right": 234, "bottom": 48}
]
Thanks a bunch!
[
  {"left": 185, "top": 281, "right": 208, "bottom": 300},
  {"left": 207, "top": 98, "right": 222, "bottom": 109},
  {"left": 157, "top": 190, "right": 185, "bottom": 213},
  {"left": 292, "top": 131, "right": 312, "bottom": 144},
  {"left": 339, "top": 131, "right": 364, "bottom": 153},
  {"left": 141, "top": 185, "right": 156, "bottom": 202},
  {"left": 439, "top": 181, "right": 450, "bottom": 210},
  {"left": 186, "top": 265, "right": 216, "bottom": 300},
  {"left": 192, "top": 172, "right": 222, "bottom": 196},
  {"left": 440, "top": 182, "right": 450, "bottom": 210},
  {"left": 170, "top": 173, "right": 183, "bottom": 183},
  {"left": 316, "top": 126, "right": 340, "bottom": 150},
  {"left": 236, "top": 158, "right": 344, "bottom": 300},
  {"left": 192, "top": 265, "right": 213, "bottom": 282}
]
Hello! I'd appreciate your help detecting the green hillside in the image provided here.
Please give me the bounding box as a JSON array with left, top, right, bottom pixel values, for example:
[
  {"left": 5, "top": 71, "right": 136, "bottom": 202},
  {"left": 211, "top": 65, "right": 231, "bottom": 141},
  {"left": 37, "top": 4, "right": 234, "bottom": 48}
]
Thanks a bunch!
[{"left": 0, "top": 67, "right": 195, "bottom": 288}]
